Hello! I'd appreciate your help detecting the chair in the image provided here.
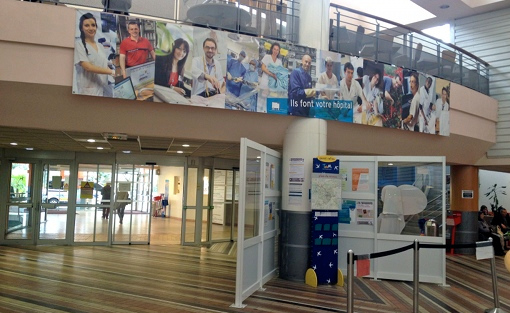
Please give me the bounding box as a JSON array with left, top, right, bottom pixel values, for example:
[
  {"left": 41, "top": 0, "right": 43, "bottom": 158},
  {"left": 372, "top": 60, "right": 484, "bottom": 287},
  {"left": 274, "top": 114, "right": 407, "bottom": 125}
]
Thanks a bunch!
[
  {"left": 413, "top": 43, "right": 423, "bottom": 69},
  {"left": 355, "top": 25, "right": 365, "bottom": 55},
  {"left": 427, "top": 49, "right": 457, "bottom": 80},
  {"left": 376, "top": 34, "right": 395, "bottom": 64}
]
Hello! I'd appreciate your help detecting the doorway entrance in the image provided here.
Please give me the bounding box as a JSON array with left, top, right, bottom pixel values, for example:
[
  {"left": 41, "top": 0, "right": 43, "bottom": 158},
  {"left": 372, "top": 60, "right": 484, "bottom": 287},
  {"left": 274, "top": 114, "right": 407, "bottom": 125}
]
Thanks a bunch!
[{"left": 5, "top": 160, "right": 74, "bottom": 244}]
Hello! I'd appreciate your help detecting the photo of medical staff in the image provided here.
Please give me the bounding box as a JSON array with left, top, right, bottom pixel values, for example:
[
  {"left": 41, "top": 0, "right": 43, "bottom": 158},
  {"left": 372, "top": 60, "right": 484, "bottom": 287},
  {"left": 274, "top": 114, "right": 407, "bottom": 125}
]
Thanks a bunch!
[
  {"left": 288, "top": 54, "right": 316, "bottom": 117},
  {"left": 434, "top": 78, "right": 450, "bottom": 136},
  {"left": 73, "top": 11, "right": 117, "bottom": 97},
  {"left": 153, "top": 23, "right": 193, "bottom": 104},
  {"left": 118, "top": 17, "right": 155, "bottom": 79},
  {"left": 116, "top": 17, "right": 156, "bottom": 101},
  {"left": 225, "top": 34, "right": 259, "bottom": 111},
  {"left": 418, "top": 75, "right": 436, "bottom": 134},
  {"left": 380, "top": 65, "right": 404, "bottom": 128},
  {"left": 357, "top": 60, "right": 384, "bottom": 127},
  {"left": 258, "top": 39, "right": 290, "bottom": 113},
  {"left": 401, "top": 70, "right": 423, "bottom": 132},
  {"left": 338, "top": 56, "right": 367, "bottom": 123},
  {"left": 313, "top": 51, "right": 347, "bottom": 121},
  {"left": 190, "top": 29, "right": 227, "bottom": 108}
]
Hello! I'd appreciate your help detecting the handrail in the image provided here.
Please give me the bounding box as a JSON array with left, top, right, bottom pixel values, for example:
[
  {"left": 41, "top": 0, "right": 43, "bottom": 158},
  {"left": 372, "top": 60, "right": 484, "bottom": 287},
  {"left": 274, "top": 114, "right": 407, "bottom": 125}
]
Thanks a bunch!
[{"left": 330, "top": 3, "right": 489, "bottom": 67}]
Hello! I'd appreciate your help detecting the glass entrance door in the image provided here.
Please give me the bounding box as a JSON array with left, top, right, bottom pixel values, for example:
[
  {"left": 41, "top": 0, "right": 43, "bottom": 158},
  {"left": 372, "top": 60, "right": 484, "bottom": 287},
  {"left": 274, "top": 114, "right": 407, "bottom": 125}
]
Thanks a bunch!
[
  {"left": 113, "top": 164, "right": 154, "bottom": 244},
  {"left": 182, "top": 162, "right": 212, "bottom": 245},
  {"left": 5, "top": 160, "right": 72, "bottom": 244},
  {"left": 5, "top": 162, "right": 37, "bottom": 242},
  {"left": 39, "top": 162, "right": 72, "bottom": 241},
  {"left": 74, "top": 163, "right": 113, "bottom": 243},
  {"left": 211, "top": 169, "right": 239, "bottom": 242}
]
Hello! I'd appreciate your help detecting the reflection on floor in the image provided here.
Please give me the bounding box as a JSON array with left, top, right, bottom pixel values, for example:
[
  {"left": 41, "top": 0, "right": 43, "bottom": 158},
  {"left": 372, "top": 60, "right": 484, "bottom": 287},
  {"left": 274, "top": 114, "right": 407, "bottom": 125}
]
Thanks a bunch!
[
  {"left": 6, "top": 208, "right": 238, "bottom": 246},
  {"left": 1, "top": 244, "right": 509, "bottom": 312}
]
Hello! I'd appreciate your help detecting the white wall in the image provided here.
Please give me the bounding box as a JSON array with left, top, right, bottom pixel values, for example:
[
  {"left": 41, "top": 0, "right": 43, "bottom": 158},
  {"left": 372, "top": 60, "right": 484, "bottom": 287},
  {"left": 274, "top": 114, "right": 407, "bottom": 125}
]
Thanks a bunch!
[
  {"left": 479, "top": 169, "right": 510, "bottom": 211},
  {"left": 157, "top": 166, "right": 184, "bottom": 219}
]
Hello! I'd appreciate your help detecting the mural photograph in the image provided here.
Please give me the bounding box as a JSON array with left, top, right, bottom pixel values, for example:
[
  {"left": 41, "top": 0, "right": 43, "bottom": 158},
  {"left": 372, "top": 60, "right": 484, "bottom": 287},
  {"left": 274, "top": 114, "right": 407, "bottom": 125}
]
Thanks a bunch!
[{"left": 71, "top": 12, "right": 451, "bottom": 137}]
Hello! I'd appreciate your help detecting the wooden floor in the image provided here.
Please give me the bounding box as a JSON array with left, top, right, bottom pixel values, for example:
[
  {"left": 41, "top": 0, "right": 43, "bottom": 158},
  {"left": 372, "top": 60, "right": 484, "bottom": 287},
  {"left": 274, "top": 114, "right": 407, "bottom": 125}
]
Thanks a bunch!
[{"left": 1, "top": 243, "right": 509, "bottom": 313}]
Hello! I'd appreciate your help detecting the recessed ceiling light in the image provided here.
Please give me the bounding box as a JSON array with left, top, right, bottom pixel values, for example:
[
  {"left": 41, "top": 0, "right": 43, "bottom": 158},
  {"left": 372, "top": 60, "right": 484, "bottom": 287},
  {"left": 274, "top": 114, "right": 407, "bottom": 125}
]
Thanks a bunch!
[
  {"left": 388, "top": 163, "right": 394, "bottom": 166},
  {"left": 177, "top": 151, "right": 184, "bottom": 154},
  {"left": 26, "top": 147, "right": 34, "bottom": 151},
  {"left": 440, "top": 4, "right": 450, "bottom": 9},
  {"left": 87, "top": 139, "right": 96, "bottom": 143},
  {"left": 97, "top": 147, "right": 104, "bottom": 150},
  {"left": 123, "top": 150, "right": 131, "bottom": 154},
  {"left": 257, "top": 156, "right": 261, "bottom": 159},
  {"left": 182, "top": 144, "right": 190, "bottom": 147},
  {"left": 10, "top": 142, "right": 17, "bottom": 146}
]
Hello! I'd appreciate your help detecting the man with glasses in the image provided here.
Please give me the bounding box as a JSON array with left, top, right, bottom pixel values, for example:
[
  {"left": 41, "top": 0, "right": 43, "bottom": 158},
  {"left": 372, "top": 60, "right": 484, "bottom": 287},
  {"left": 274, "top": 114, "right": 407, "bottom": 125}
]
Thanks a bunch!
[{"left": 191, "top": 37, "right": 225, "bottom": 98}]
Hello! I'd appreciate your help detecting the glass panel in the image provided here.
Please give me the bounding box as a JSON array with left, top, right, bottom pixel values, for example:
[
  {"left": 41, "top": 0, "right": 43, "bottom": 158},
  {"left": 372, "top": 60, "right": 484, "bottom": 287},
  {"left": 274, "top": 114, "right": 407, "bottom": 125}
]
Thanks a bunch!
[
  {"left": 202, "top": 169, "right": 210, "bottom": 242},
  {"left": 39, "top": 163, "right": 70, "bottom": 240},
  {"left": 6, "top": 162, "right": 35, "bottom": 240},
  {"left": 74, "top": 164, "right": 112, "bottom": 243},
  {"left": 211, "top": 169, "right": 240, "bottom": 242},
  {"left": 114, "top": 164, "right": 152, "bottom": 243},
  {"left": 377, "top": 161, "right": 443, "bottom": 236},
  {"left": 184, "top": 168, "right": 198, "bottom": 243},
  {"left": 245, "top": 148, "right": 261, "bottom": 239}
]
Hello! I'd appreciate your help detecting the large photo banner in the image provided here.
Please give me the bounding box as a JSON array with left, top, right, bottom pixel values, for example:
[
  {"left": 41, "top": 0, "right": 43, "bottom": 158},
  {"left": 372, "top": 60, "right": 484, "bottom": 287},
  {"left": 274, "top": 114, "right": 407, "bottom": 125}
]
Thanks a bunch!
[{"left": 72, "top": 10, "right": 451, "bottom": 137}]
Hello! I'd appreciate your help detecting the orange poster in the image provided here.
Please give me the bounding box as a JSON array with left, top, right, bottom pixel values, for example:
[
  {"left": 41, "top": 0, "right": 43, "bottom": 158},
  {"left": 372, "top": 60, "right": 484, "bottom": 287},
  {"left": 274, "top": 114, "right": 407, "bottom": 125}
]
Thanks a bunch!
[{"left": 352, "top": 168, "right": 369, "bottom": 191}]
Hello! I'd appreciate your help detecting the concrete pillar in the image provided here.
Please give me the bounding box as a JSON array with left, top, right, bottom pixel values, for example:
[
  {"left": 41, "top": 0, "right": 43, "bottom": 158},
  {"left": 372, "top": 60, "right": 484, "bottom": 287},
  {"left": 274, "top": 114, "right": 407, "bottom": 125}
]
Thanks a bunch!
[
  {"left": 294, "top": 0, "right": 330, "bottom": 50},
  {"left": 280, "top": 118, "right": 327, "bottom": 281},
  {"left": 450, "top": 165, "right": 478, "bottom": 254}
]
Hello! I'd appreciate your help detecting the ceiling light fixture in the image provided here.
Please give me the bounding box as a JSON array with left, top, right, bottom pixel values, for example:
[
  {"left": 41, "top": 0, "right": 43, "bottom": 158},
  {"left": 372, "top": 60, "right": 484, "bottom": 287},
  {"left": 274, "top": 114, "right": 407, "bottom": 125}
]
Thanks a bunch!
[
  {"left": 87, "top": 139, "right": 96, "bottom": 143},
  {"left": 177, "top": 151, "right": 184, "bottom": 154},
  {"left": 123, "top": 150, "right": 131, "bottom": 154},
  {"left": 26, "top": 147, "right": 34, "bottom": 151},
  {"left": 182, "top": 144, "right": 190, "bottom": 147},
  {"left": 10, "top": 142, "right": 17, "bottom": 146},
  {"left": 97, "top": 147, "right": 104, "bottom": 150},
  {"left": 102, "top": 132, "right": 128, "bottom": 140}
]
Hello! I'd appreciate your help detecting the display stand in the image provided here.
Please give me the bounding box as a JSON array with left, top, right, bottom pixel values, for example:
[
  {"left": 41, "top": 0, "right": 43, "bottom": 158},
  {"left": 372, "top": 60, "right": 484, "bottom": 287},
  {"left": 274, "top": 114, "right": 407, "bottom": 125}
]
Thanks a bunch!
[{"left": 446, "top": 212, "right": 462, "bottom": 254}]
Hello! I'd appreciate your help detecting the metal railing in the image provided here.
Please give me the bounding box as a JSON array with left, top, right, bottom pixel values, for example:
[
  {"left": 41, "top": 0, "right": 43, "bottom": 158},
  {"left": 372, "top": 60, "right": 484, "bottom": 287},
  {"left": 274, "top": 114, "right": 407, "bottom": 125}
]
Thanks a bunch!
[
  {"left": 329, "top": 4, "right": 490, "bottom": 95},
  {"left": 347, "top": 239, "right": 501, "bottom": 313},
  {"left": 23, "top": 0, "right": 300, "bottom": 43}
]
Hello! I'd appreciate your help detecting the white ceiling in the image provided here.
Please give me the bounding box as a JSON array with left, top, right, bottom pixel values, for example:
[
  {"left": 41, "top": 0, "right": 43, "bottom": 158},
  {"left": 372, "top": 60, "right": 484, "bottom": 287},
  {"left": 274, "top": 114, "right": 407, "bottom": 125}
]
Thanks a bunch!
[{"left": 333, "top": 0, "right": 510, "bottom": 31}]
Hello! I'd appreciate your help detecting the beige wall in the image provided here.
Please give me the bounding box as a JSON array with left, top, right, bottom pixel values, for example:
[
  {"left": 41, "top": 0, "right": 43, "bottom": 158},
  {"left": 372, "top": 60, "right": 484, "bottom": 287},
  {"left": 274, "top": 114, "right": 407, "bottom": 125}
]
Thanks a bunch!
[{"left": 0, "top": 0, "right": 502, "bottom": 167}]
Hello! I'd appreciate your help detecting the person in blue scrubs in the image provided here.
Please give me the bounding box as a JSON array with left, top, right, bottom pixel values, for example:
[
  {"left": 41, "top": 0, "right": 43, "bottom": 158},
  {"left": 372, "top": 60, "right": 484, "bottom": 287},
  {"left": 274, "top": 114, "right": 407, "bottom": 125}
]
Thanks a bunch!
[
  {"left": 239, "top": 59, "right": 259, "bottom": 111},
  {"left": 288, "top": 54, "right": 316, "bottom": 117},
  {"left": 226, "top": 50, "right": 247, "bottom": 97}
]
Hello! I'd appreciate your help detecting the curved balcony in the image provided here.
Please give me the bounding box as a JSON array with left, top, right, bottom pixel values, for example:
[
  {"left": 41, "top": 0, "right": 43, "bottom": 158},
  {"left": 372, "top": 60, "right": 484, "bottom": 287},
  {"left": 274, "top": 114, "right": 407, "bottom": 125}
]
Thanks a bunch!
[
  {"left": 329, "top": 4, "right": 489, "bottom": 95},
  {"left": 26, "top": 0, "right": 300, "bottom": 42}
]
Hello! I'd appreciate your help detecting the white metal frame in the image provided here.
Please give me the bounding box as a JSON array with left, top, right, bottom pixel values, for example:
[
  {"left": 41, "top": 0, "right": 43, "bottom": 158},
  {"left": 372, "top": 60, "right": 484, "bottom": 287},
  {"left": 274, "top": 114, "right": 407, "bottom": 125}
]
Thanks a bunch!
[{"left": 232, "top": 138, "right": 281, "bottom": 308}]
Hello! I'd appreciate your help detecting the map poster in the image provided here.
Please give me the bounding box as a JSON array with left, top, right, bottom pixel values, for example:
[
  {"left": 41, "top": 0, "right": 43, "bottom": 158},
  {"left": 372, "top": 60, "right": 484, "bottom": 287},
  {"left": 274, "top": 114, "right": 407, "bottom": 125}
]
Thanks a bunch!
[{"left": 311, "top": 156, "right": 341, "bottom": 210}]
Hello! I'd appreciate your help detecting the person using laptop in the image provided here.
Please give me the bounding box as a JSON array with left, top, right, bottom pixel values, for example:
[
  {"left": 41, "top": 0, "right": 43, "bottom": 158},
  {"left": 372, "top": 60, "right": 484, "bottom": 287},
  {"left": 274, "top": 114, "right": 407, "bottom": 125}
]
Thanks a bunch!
[
  {"left": 191, "top": 37, "right": 225, "bottom": 98},
  {"left": 119, "top": 20, "right": 155, "bottom": 79},
  {"left": 155, "top": 38, "right": 191, "bottom": 98}
]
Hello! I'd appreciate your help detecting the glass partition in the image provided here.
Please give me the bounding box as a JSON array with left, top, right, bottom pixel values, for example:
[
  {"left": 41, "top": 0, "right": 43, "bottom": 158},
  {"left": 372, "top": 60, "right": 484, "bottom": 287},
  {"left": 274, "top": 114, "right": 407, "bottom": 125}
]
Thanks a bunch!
[{"left": 377, "top": 160, "right": 444, "bottom": 236}]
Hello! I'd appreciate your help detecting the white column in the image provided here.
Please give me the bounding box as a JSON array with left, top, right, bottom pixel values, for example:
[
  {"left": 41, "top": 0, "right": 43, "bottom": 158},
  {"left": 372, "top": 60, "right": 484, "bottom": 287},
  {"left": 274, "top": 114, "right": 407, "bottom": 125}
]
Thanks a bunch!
[
  {"left": 295, "top": 0, "right": 330, "bottom": 50},
  {"left": 280, "top": 118, "right": 327, "bottom": 281}
]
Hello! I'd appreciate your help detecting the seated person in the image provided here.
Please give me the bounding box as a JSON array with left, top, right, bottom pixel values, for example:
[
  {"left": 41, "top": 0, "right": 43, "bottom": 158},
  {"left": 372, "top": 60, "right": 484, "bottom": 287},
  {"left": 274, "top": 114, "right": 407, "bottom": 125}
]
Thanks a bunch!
[
  {"left": 479, "top": 210, "right": 506, "bottom": 256},
  {"left": 491, "top": 206, "right": 510, "bottom": 234}
]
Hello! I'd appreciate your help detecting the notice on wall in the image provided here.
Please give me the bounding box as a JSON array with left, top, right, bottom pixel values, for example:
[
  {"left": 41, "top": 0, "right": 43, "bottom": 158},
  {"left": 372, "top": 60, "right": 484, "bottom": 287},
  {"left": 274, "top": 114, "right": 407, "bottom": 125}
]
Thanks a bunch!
[
  {"left": 80, "top": 181, "right": 94, "bottom": 199},
  {"left": 352, "top": 168, "right": 369, "bottom": 191},
  {"left": 288, "top": 158, "right": 305, "bottom": 206},
  {"left": 356, "top": 200, "right": 374, "bottom": 225}
]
